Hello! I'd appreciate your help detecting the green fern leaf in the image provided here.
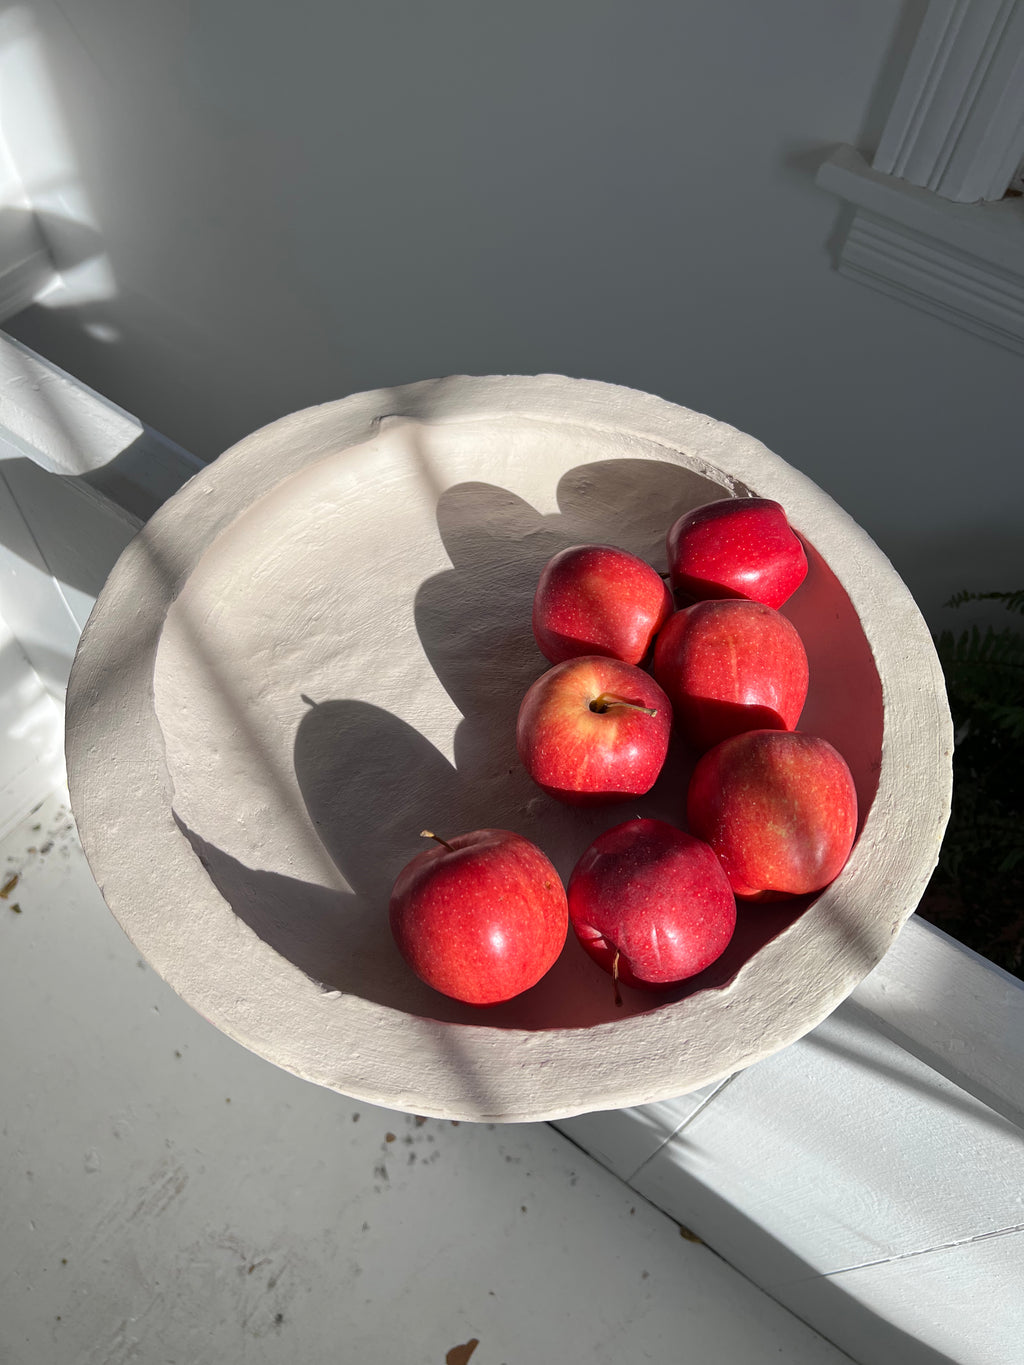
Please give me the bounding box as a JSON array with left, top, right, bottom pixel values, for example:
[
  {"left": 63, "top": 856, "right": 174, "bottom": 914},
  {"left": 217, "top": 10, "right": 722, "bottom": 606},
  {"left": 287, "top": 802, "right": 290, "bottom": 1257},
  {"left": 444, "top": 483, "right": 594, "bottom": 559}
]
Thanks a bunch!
[{"left": 945, "top": 589, "right": 1024, "bottom": 614}]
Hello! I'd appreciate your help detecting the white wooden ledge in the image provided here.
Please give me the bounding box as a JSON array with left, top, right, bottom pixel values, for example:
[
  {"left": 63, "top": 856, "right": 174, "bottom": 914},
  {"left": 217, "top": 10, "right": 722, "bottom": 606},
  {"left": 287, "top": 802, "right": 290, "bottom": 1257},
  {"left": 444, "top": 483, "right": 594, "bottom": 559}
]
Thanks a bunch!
[{"left": 555, "top": 916, "right": 1024, "bottom": 1364}]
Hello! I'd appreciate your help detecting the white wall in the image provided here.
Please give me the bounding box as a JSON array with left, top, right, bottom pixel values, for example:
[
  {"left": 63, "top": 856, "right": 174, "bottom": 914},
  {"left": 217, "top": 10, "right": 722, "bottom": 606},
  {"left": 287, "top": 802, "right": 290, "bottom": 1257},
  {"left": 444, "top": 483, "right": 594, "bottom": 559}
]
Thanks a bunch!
[{"left": 2, "top": 0, "right": 1020, "bottom": 624}]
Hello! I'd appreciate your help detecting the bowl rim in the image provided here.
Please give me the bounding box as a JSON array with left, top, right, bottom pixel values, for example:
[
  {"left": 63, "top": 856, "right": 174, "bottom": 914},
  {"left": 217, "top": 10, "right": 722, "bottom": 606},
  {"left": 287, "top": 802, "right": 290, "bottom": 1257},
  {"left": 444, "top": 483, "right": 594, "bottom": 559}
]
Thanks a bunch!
[{"left": 65, "top": 374, "right": 953, "bottom": 1122}]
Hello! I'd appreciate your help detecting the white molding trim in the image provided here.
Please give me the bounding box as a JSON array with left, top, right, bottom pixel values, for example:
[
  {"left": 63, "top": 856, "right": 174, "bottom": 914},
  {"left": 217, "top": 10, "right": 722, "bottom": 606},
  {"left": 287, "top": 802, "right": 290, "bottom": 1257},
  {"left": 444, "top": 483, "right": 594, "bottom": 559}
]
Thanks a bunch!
[
  {"left": 874, "top": 0, "right": 1024, "bottom": 203},
  {"left": 840, "top": 209, "right": 1024, "bottom": 354},
  {"left": 818, "top": 0, "right": 1024, "bottom": 349},
  {"left": 0, "top": 328, "right": 141, "bottom": 477},
  {"left": 817, "top": 144, "right": 1024, "bottom": 352},
  {"left": 818, "top": 143, "right": 1023, "bottom": 269}
]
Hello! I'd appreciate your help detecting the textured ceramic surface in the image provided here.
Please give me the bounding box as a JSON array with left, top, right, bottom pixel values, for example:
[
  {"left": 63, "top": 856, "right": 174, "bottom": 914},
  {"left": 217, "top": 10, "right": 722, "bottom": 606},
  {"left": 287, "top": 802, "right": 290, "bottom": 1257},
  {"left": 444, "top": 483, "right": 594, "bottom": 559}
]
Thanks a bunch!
[{"left": 65, "top": 376, "right": 952, "bottom": 1121}]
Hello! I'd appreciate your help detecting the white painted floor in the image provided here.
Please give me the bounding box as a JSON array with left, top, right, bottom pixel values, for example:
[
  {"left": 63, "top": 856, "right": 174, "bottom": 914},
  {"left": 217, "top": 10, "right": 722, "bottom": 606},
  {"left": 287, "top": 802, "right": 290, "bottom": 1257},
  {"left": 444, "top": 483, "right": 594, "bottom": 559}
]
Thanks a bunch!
[{"left": 0, "top": 710, "right": 851, "bottom": 1364}]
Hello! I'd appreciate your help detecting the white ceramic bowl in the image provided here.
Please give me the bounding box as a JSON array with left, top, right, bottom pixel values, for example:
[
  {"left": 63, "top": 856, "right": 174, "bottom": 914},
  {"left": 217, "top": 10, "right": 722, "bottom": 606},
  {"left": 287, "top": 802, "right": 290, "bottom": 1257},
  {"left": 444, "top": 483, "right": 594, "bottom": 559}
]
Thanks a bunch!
[{"left": 65, "top": 376, "right": 952, "bottom": 1121}]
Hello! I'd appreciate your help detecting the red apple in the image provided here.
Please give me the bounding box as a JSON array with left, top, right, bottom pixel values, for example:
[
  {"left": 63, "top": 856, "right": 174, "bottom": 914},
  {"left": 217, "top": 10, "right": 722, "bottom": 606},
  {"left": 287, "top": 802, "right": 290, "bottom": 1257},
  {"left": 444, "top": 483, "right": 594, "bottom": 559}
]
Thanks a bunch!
[
  {"left": 666, "top": 497, "right": 808, "bottom": 609},
  {"left": 653, "top": 599, "right": 809, "bottom": 752},
  {"left": 568, "top": 818, "right": 737, "bottom": 989},
  {"left": 517, "top": 656, "right": 671, "bottom": 804},
  {"left": 532, "top": 544, "right": 674, "bottom": 665},
  {"left": 687, "top": 730, "right": 858, "bottom": 899},
  {"left": 389, "top": 829, "right": 568, "bottom": 1005}
]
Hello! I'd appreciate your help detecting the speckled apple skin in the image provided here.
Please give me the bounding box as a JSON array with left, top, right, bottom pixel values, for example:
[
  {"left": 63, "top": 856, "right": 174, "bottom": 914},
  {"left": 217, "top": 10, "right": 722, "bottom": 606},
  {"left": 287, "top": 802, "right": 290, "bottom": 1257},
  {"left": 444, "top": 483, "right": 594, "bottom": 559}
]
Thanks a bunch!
[
  {"left": 532, "top": 544, "right": 674, "bottom": 665},
  {"left": 653, "top": 599, "right": 809, "bottom": 752},
  {"left": 568, "top": 819, "right": 736, "bottom": 987},
  {"left": 516, "top": 656, "right": 672, "bottom": 803},
  {"left": 687, "top": 730, "right": 858, "bottom": 899},
  {"left": 667, "top": 497, "right": 808, "bottom": 608},
  {"left": 390, "top": 831, "right": 568, "bottom": 1006}
]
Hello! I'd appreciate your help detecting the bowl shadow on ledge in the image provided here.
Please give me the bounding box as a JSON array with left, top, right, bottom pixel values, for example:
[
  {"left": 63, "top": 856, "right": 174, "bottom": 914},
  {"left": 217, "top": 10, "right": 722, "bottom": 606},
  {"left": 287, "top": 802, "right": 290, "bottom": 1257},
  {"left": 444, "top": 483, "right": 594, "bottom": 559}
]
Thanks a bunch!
[{"left": 180, "top": 458, "right": 886, "bottom": 1034}]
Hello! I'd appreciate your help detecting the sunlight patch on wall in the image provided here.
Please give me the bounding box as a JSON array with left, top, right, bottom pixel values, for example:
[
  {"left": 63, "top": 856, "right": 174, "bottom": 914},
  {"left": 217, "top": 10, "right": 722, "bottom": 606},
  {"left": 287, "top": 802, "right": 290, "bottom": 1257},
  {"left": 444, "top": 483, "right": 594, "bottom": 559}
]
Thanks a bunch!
[{"left": 0, "top": 6, "right": 116, "bottom": 313}]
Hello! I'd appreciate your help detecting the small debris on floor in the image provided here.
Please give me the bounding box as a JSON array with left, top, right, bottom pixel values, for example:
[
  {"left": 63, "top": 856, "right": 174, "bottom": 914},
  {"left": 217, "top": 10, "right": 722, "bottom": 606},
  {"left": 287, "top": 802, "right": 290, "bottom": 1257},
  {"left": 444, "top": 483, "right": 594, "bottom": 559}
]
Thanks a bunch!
[
  {"left": 1, "top": 873, "right": 18, "bottom": 899},
  {"left": 446, "top": 1339, "right": 479, "bottom": 1365}
]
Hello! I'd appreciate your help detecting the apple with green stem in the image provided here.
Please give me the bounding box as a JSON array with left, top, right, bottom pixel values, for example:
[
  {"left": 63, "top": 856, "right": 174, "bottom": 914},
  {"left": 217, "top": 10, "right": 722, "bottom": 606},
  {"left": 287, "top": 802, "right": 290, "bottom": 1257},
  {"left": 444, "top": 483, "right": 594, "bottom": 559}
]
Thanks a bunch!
[
  {"left": 389, "top": 829, "right": 568, "bottom": 1005},
  {"left": 568, "top": 818, "right": 737, "bottom": 997},
  {"left": 516, "top": 656, "right": 671, "bottom": 804}
]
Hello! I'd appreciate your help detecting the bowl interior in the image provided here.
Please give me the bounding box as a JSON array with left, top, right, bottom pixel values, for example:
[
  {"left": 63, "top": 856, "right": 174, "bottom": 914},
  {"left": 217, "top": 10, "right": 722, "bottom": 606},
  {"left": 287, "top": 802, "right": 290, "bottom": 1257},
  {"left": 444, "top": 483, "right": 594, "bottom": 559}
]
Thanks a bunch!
[{"left": 153, "top": 414, "right": 884, "bottom": 1031}]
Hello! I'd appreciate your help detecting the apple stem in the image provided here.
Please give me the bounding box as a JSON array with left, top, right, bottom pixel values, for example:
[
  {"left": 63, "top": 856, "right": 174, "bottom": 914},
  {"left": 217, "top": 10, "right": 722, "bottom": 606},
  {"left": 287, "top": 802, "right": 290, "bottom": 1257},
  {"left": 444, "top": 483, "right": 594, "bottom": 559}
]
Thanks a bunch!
[
  {"left": 590, "top": 692, "right": 658, "bottom": 718},
  {"left": 611, "top": 949, "right": 623, "bottom": 1008},
  {"left": 421, "top": 830, "right": 455, "bottom": 853}
]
